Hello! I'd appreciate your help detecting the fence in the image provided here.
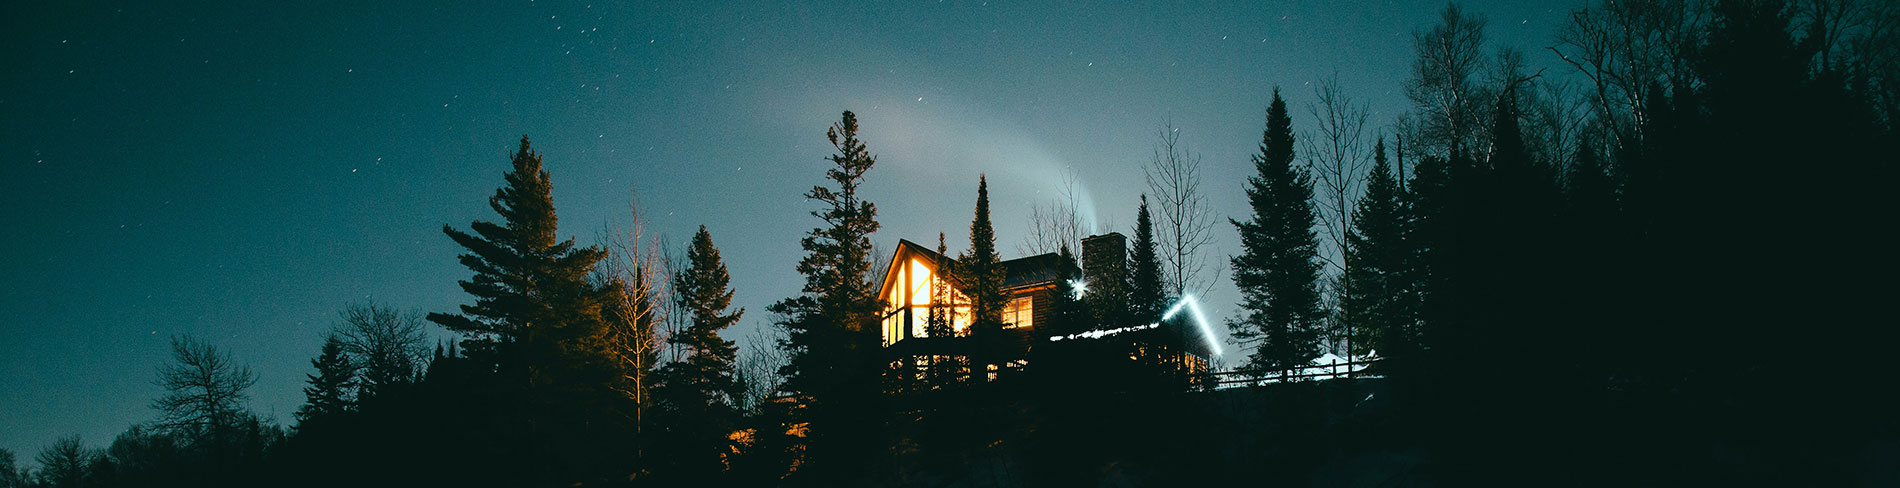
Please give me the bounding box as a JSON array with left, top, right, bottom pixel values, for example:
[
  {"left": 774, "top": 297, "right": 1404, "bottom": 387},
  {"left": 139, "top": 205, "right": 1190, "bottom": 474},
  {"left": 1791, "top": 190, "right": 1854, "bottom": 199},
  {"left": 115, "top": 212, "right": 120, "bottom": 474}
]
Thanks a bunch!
[{"left": 1202, "top": 358, "right": 1381, "bottom": 389}]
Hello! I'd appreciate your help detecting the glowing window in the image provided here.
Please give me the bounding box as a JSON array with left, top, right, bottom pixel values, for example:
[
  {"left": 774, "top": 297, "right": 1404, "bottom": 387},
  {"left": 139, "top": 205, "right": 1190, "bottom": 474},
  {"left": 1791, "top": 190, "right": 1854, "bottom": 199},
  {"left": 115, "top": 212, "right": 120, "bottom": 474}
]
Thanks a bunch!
[
  {"left": 881, "top": 311, "right": 896, "bottom": 346},
  {"left": 890, "top": 266, "right": 905, "bottom": 310},
  {"left": 909, "top": 259, "right": 932, "bottom": 306},
  {"left": 911, "top": 305, "right": 972, "bottom": 337},
  {"left": 885, "top": 265, "right": 906, "bottom": 346},
  {"left": 1002, "top": 296, "right": 1033, "bottom": 329}
]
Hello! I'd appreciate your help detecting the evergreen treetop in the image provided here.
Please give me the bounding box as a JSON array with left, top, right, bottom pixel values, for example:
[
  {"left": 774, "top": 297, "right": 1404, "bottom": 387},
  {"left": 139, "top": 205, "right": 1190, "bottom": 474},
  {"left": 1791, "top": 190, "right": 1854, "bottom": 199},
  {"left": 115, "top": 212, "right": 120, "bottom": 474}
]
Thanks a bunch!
[
  {"left": 1229, "top": 89, "right": 1326, "bottom": 374},
  {"left": 649, "top": 225, "right": 747, "bottom": 481},
  {"left": 667, "top": 225, "right": 745, "bottom": 403},
  {"left": 959, "top": 174, "right": 1008, "bottom": 336},
  {"left": 927, "top": 232, "right": 956, "bottom": 339},
  {"left": 1341, "top": 138, "right": 1411, "bottom": 358},
  {"left": 1129, "top": 195, "right": 1166, "bottom": 323},
  {"left": 296, "top": 334, "right": 356, "bottom": 424},
  {"left": 770, "top": 111, "right": 888, "bottom": 483},
  {"left": 427, "top": 136, "right": 613, "bottom": 385}
]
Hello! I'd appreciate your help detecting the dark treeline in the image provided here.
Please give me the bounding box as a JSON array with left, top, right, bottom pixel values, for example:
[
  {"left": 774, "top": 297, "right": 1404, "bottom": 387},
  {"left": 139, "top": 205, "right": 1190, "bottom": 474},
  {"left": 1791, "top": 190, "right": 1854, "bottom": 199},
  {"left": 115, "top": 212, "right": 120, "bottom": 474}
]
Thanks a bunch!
[{"left": 6, "top": 0, "right": 1895, "bottom": 486}]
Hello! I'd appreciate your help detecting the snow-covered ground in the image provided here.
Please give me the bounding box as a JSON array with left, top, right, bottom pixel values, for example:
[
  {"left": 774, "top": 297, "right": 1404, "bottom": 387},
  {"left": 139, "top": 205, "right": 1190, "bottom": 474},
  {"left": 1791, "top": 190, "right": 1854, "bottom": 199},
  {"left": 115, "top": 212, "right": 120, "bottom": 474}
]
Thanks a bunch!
[
  {"left": 1215, "top": 352, "right": 1380, "bottom": 389},
  {"left": 1295, "top": 352, "right": 1373, "bottom": 380}
]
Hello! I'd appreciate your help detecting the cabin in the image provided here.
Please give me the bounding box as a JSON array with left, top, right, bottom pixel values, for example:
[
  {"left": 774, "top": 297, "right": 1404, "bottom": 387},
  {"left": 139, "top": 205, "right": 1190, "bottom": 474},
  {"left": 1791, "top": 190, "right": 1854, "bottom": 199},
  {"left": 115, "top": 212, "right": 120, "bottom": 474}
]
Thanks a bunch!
[{"left": 873, "top": 232, "right": 1216, "bottom": 388}]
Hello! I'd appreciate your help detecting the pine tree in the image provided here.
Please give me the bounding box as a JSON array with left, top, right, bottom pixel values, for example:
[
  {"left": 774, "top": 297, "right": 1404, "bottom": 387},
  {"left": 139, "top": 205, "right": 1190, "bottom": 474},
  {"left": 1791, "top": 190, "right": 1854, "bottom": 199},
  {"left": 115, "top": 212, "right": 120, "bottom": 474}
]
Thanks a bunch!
[
  {"left": 770, "top": 111, "right": 886, "bottom": 482},
  {"left": 1047, "top": 246, "right": 1087, "bottom": 338},
  {"left": 1561, "top": 142, "right": 1626, "bottom": 376},
  {"left": 1400, "top": 150, "right": 1455, "bottom": 357},
  {"left": 425, "top": 136, "right": 619, "bottom": 484},
  {"left": 1471, "top": 88, "right": 1561, "bottom": 366},
  {"left": 1341, "top": 138, "right": 1410, "bottom": 359},
  {"left": 651, "top": 226, "right": 747, "bottom": 479},
  {"left": 1128, "top": 195, "right": 1166, "bottom": 322},
  {"left": 1030, "top": 245, "right": 1097, "bottom": 391},
  {"left": 959, "top": 175, "right": 1009, "bottom": 371},
  {"left": 1564, "top": 143, "right": 1616, "bottom": 228},
  {"left": 924, "top": 232, "right": 960, "bottom": 386},
  {"left": 296, "top": 335, "right": 356, "bottom": 425},
  {"left": 1229, "top": 89, "right": 1326, "bottom": 376},
  {"left": 928, "top": 233, "right": 956, "bottom": 339},
  {"left": 427, "top": 135, "right": 615, "bottom": 390}
]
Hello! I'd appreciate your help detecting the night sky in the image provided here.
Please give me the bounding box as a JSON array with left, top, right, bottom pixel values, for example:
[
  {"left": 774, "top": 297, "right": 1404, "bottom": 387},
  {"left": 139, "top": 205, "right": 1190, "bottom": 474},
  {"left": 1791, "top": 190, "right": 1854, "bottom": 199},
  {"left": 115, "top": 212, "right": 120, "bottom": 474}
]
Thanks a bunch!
[{"left": 1, "top": 0, "right": 1572, "bottom": 459}]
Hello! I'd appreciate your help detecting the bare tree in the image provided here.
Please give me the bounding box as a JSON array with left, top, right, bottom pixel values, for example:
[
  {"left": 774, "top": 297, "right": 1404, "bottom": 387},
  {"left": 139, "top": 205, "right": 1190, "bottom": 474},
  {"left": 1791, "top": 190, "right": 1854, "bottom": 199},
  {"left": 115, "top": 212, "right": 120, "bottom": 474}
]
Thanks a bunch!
[
  {"left": 1019, "top": 168, "right": 1088, "bottom": 257},
  {"left": 1788, "top": 0, "right": 1900, "bottom": 80},
  {"left": 1862, "top": 3, "right": 1900, "bottom": 128},
  {"left": 1407, "top": 3, "right": 1493, "bottom": 158},
  {"left": 1301, "top": 76, "right": 1372, "bottom": 359},
  {"left": 1523, "top": 78, "right": 1594, "bottom": 172},
  {"left": 1549, "top": 0, "right": 1707, "bottom": 147},
  {"left": 1802, "top": 0, "right": 1900, "bottom": 126},
  {"left": 335, "top": 301, "right": 427, "bottom": 400},
  {"left": 0, "top": 449, "right": 27, "bottom": 488},
  {"left": 33, "top": 437, "right": 92, "bottom": 488},
  {"left": 1303, "top": 75, "right": 1373, "bottom": 274},
  {"left": 868, "top": 241, "right": 892, "bottom": 291},
  {"left": 1317, "top": 274, "right": 1349, "bottom": 357},
  {"left": 596, "top": 188, "right": 669, "bottom": 432},
  {"left": 735, "top": 323, "right": 790, "bottom": 415},
  {"left": 152, "top": 336, "right": 257, "bottom": 442},
  {"left": 1143, "top": 122, "right": 1218, "bottom": 299},
  {"left": 1481, "top": 47, "right": 1590, "bottom": 172}
]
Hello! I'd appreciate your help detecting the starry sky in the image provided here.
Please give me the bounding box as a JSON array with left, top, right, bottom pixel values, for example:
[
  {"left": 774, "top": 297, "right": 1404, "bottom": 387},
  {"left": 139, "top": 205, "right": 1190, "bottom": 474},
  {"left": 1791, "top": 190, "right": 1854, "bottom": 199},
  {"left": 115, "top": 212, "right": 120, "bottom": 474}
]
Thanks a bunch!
[{"left": 0, "top": 0, "right": 1575, "bottom": 459}]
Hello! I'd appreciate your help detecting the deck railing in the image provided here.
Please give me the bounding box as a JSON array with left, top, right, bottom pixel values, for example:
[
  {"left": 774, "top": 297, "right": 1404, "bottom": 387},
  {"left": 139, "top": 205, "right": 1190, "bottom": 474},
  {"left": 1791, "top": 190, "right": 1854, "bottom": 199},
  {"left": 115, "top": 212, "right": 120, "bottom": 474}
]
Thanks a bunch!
[{"left": 1202, "top": 357, "right": 1381, "bottom": 389}]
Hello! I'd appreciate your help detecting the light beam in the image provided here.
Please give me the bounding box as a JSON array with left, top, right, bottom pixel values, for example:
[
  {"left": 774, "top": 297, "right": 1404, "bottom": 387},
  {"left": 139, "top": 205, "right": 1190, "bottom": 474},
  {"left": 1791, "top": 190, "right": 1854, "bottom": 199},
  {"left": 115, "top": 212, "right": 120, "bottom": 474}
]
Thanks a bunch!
[{"left": 1047, "top": 294, "right": 1223, "bottom": 357}]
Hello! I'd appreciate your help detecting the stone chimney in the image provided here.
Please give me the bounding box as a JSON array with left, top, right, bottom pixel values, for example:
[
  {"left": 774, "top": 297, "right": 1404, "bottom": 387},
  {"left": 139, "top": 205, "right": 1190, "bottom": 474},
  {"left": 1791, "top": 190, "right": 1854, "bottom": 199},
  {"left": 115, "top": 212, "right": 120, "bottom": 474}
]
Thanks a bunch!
[{"left": 1080, "top": 233, "right": 1127, "bottom": 292}]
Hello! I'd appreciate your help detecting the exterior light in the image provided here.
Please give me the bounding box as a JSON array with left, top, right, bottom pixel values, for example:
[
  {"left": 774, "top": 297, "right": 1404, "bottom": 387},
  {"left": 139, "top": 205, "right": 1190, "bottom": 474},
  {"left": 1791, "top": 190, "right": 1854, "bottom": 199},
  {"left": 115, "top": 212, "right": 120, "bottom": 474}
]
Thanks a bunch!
[{"left": 1043, "top": 295, "right": 1220, "bottom": 356}]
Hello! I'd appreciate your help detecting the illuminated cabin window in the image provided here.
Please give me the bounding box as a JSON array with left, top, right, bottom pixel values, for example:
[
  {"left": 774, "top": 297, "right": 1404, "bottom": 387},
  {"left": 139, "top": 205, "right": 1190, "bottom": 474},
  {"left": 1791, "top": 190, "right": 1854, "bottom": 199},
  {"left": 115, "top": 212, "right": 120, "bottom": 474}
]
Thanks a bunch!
[
  {"left": 883, "top": 265, "right": 905, "bottom": 346},
  {"left": 885, "top": 257, "right": 972, "bottom": 346},
  {"left": 1002, "top": 296, "right": 1033, "bottom": 329},
  {"left": 909, "top": 259, "right": 932, "bottom": 306}
]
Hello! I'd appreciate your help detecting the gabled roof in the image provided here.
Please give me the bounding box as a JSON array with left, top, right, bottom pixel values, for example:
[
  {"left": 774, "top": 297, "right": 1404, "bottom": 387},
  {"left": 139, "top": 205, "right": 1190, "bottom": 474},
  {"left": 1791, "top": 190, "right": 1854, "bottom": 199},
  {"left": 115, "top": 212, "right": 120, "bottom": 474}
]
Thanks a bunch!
[
  {"left": 876, "top": 240, "right": 952, "bottom": 302},
  {"left": 1000, "top": 252, "right": 1066, "bottom": 289},
  {"left": 878, "top": 240, "right": 1070, "bottom": 300}
]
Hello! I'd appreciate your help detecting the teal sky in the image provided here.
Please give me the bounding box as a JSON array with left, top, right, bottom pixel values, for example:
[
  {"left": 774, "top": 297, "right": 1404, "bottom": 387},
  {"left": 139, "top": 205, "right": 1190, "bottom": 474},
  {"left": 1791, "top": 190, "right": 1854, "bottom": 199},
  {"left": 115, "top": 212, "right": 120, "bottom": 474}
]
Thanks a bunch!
[{"left": 0, "top": 0, "right": 1576, "bottom": 460}]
